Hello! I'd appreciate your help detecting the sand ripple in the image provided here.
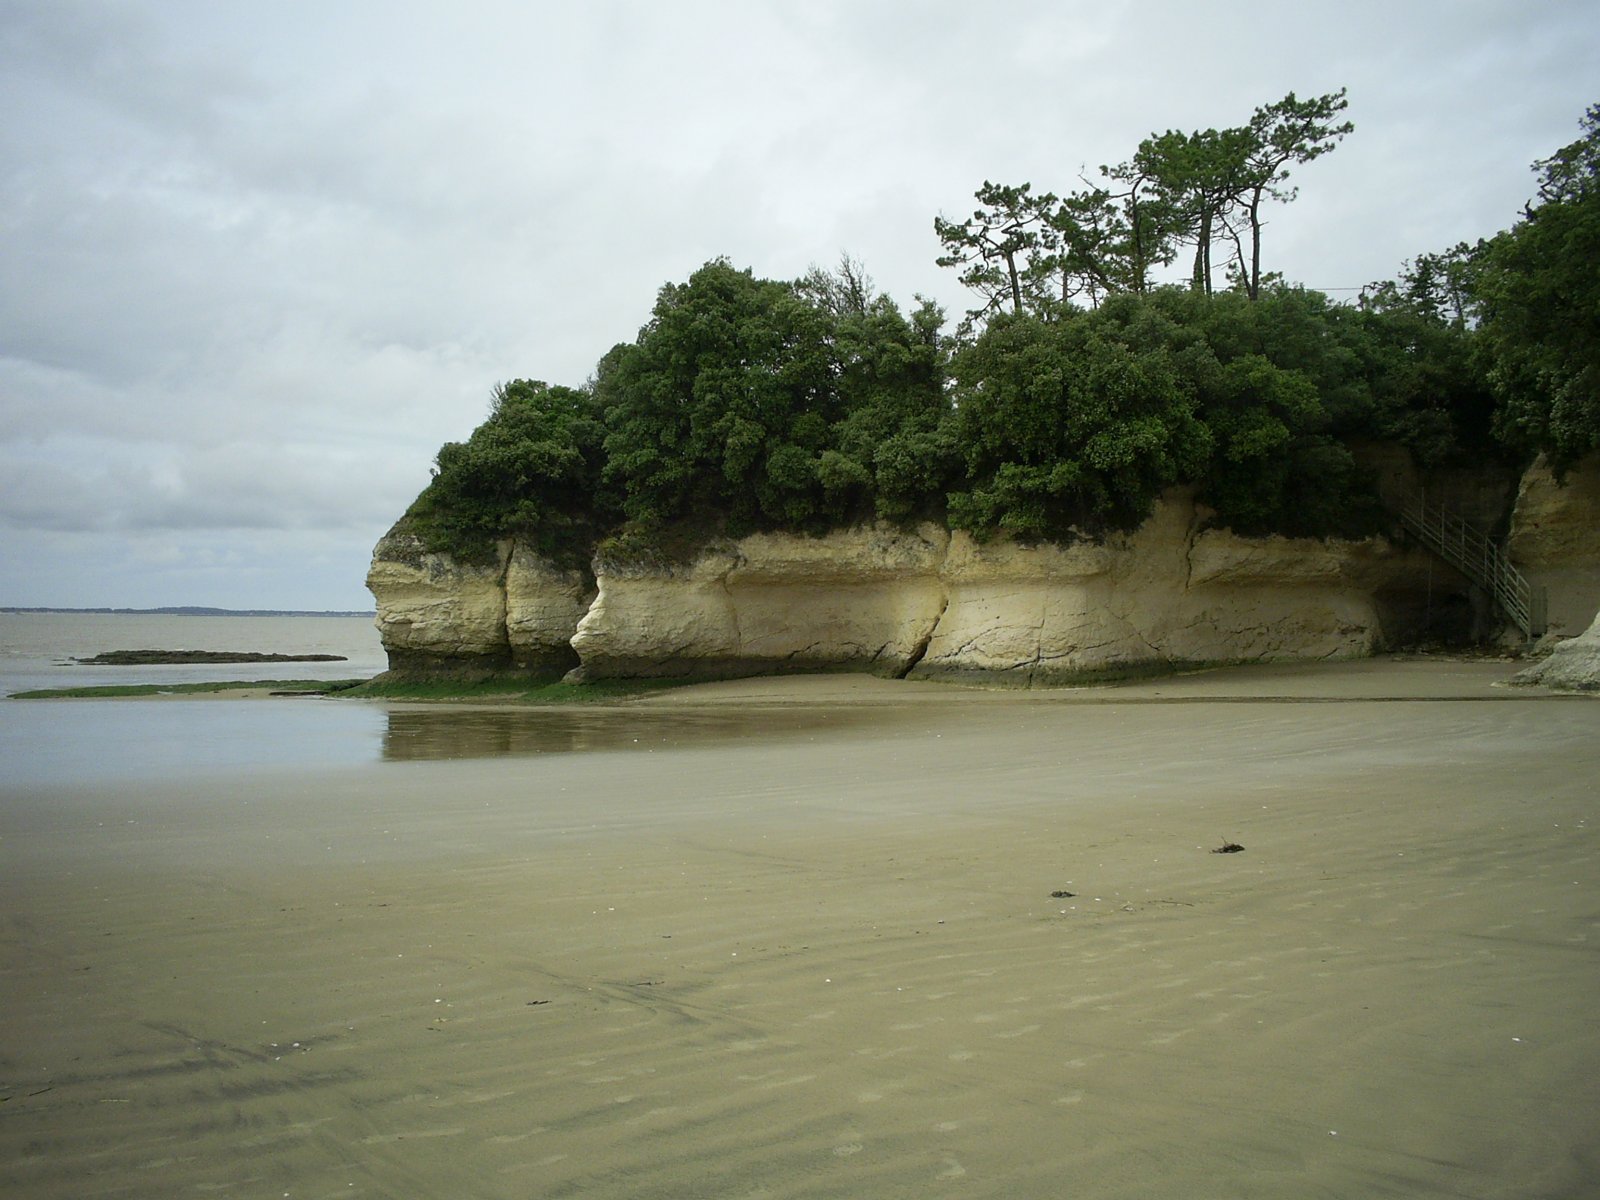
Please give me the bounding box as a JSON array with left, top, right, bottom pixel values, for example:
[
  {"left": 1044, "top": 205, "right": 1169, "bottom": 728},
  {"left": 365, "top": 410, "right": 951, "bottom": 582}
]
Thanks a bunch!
[{"left": 3, "top": 663, "right": 1597, "bottom": 1196}]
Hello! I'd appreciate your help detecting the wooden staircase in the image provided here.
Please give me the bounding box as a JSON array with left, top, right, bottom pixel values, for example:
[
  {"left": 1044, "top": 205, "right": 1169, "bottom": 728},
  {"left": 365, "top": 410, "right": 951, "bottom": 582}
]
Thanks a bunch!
[{"left": 1394, "top": 490, "right": 1547, "bottom": 640}]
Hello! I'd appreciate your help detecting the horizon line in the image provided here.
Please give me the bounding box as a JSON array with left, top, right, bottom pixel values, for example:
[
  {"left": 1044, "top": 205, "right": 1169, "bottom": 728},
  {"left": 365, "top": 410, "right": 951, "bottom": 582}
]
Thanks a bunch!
[{"left": 2, "top": 605, "right": 377, "bottom": 617}]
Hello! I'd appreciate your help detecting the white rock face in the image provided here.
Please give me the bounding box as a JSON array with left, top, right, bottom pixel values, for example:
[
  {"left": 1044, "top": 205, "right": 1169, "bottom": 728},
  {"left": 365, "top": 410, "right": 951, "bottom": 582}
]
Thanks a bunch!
[
  {"left": 366, "top": 528, "right": 512, "bottom": 674},
  {"left": 569, "top": 524, "right": 951, "bottom": 679},
  {"left": 1506, "top": 453, "right": 1600, "bottom": 635},
  {"left": 1511, "top": 610, "right": 1600, "bottom": 692},
  {"left": 567, "top": 549, "right": 743, "bottom": 679},
  {"left": 369, "top": 497, "right": 1450, "bottom": 683},
  {"left": 913, "top": 496, "right": 1420, "bottom": 683},
  {"left": 915, "top": 522, "right": 1141, "bottom": 684},
  {"left": 504, "top": 545, "right": 593, "bottom": 674}
]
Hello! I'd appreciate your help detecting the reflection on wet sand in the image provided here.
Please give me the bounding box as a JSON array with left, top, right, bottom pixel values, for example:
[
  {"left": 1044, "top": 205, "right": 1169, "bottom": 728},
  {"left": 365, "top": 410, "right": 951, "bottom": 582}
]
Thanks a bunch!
[
  {"left": 8, "top": 665, "right": 1599, "bottom": 1199},
  {"left": 381, "top": 704, "right": 880, "bottom": 761}
]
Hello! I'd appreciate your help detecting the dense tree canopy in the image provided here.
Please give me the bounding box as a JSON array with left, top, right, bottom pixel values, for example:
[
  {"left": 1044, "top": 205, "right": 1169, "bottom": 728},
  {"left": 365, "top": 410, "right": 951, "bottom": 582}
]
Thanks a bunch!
[
  {"left": 594, "top": 259, "right": 953, "bottom": 537},
  {"left": 594, "top": 261, "right": 841, "bottom": 532},
  {"left": 408, "top": 379, "right": 614, "bottom": 564},
  {"left": 944, "top": 308, "right": 1213, "bottom": 539},
  {"left": 406, "top": 99, "right": 1593, "bottom": 567},
  {"left": 1475, "top": 104, "right": 1600, "bottom": 468}
]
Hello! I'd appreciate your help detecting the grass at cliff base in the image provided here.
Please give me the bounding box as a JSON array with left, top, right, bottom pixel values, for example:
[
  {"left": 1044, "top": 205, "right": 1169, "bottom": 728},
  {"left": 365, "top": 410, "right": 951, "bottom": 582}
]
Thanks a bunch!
[{"left": 341, "top": 676, "right": 696, "bottom": 704}]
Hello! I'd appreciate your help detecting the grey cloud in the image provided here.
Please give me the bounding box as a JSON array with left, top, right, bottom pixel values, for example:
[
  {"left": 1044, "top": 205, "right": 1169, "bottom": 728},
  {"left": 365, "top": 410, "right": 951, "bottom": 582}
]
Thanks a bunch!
[
  {"left": 0, "top": 431, "right": 425, "bottom": 536},
  {"left": 2, "top": 0, "right": 1596, "bottom": 607},
  {"left": 0, "top": 525, "right": 379, "bottom": 610}
]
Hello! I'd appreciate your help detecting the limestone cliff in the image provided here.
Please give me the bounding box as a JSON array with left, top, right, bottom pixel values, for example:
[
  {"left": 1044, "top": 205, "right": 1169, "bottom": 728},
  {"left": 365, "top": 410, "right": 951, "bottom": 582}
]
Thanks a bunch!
[
  {"left": 505, "top": 545, "right": 595, "bottom": 675},
  {"left": 366, "top": 527, "right": 590, "bottom": 678},
  {"left": 1506, "top": 453, "right": 1600, "bottom": 635},
  {"left": 1349, "top": 444, "right": 1599, "bottom": 639},
  {"left": 913, "top": 497, "right": 1429, "bottom": 684},
  {"left": 368, "top": 493, "right": 1450, "bottom": 684},
  {"left": 569, "top": 523, "right": 949, "bottom": 680}
]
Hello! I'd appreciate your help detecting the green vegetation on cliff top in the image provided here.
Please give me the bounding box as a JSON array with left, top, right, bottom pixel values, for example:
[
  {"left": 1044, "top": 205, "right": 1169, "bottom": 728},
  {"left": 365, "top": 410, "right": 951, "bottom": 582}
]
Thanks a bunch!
[{"left": 404, "top": 97, "right": 1599, "bottom": 565}]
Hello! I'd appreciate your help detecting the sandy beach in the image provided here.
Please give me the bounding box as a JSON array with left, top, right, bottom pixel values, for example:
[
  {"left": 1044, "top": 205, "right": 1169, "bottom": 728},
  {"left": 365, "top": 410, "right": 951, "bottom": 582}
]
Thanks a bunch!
[{"left": 2, "top": 659, "right": 1597, "bottom": 1198}]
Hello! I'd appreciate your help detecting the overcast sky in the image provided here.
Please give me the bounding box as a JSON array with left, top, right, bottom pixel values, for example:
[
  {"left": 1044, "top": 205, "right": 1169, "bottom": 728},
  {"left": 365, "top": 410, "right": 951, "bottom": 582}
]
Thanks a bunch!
[{"left": 2, "top": 0, "right": 1596, "bottom": 610}]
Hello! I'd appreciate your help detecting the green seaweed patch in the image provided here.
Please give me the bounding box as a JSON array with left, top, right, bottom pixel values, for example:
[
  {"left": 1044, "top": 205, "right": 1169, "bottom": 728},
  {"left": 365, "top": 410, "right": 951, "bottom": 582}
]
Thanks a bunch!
[
  {"left": 341, "top": 676, "right": 695, "bottom": 704},
  {"left": 917, "top": 658, "right": 1242, "bottom": 689},
  {"left": 10, "top": 679, "right": 366, "bottom": 699},
  {"left": 1031, "top": 659, "right": 1241, "bottom": 687}
]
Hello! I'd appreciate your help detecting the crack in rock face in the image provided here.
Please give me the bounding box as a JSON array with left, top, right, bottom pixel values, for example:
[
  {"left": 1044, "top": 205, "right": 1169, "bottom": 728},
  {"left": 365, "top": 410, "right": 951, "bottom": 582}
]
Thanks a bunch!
[{"left": 368, "top": 492, "right": 1523, "bottom": 681}]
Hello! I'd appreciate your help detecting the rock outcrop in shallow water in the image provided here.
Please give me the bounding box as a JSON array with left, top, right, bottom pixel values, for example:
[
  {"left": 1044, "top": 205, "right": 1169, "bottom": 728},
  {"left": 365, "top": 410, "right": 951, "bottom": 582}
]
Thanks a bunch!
[{"left": 368, "top": 491, "right": 1453, "bottom": 683}]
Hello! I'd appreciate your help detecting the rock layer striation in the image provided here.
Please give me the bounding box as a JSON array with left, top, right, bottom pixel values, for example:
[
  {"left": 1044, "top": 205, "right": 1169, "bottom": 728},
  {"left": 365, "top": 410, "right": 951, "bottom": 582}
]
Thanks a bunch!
[
  {"left": 1506, "top": 453, "right": 1600, "bottom": 635},
  {"left": 368, "top": 492, "right": 1449, "bottom": 684},
  {"left": 913, "top": 498, "right": 1426, "bottom": 684}
]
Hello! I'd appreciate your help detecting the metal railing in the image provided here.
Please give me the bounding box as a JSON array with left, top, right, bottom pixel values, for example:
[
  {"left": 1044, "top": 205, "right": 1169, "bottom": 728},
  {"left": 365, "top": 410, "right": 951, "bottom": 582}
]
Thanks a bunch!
[{"left": 1394, "top": 490, "right": 1547, "bottom": 639}]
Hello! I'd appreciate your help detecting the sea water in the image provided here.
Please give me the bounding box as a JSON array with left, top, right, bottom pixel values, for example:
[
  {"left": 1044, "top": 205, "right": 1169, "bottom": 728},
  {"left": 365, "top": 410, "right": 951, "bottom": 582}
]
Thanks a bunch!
[
  {"left": 0, "top": 612, "right": 390, "bottom": 786},
  {"left": 0, "top": 613, "right": 865, "bottom": 787},
  {"left": 0, "top": 611, "right": 388, "bottom": 696}
]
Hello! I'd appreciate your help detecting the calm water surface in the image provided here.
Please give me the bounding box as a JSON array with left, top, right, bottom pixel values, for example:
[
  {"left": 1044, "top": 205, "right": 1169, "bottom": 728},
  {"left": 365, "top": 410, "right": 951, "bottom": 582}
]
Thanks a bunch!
[
  {"left": 0, "top": 612, "right": 388, "bottom": 695},
  {"left": 0, "top": 613, "right": 873, "bottom": 786},
  {"left": 1, "top": 612, "right": 390, "bottom": 785}
]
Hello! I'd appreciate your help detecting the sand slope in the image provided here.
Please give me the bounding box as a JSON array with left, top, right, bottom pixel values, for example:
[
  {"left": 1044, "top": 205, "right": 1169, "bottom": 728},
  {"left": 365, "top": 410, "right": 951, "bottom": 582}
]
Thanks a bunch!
[{"left": 2, "top": 662, "right": 1596, "bottom": 1198}]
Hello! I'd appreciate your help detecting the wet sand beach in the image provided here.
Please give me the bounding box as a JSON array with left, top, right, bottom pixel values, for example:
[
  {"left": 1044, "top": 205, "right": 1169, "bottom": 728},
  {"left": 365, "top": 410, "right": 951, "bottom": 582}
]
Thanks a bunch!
[{"left": 2, "top": 661, "right": 1597, "bottom": 1197}]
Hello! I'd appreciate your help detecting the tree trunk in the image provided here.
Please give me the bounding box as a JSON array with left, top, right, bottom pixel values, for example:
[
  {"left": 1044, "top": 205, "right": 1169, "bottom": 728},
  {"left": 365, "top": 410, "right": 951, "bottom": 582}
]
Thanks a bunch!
[
  {"left": 1247, "top": 192, "right": 1264, "bottom": 301},
  {"left": 1127, "top": 189, "right": 1147, "bottom": 295},
  {"left": 1192, "top": 209, "right": 1213, "bottom": 295}
]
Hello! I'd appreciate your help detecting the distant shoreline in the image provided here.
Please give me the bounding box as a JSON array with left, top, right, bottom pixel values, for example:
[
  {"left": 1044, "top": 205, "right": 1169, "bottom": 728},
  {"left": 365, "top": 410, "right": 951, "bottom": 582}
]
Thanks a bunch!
[{"left": 2, "top": 606, "right": 376, "bottom": 618}]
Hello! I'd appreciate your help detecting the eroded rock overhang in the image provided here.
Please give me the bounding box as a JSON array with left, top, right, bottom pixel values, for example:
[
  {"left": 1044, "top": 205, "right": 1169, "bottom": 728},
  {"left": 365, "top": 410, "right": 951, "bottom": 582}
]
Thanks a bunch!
[{"left": 367, "top": 491, "right": 1449, "bottom": 684}]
